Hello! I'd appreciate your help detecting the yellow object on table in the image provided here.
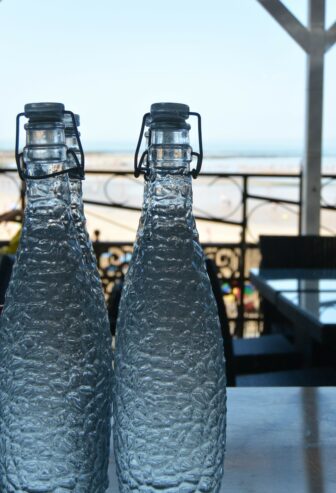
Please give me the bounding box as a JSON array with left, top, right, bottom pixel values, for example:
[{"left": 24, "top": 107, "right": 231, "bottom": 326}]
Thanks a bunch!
[{"left": 0, "top": 228, "right": 21, "bottom": 254}]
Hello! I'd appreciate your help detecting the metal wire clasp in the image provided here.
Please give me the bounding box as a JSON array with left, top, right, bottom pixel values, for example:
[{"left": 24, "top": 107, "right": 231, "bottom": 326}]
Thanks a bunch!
[
  {"left": 15, "top": 110, "right": 85, "bottom": 181},
  {"left": 134, "top": 110, "right": 203, "bottom": 179},
  {"left": 134, "top": 113, "right": 150, "bottom": 179},
  {"left": 188, "top": 112, "right": 203, "bottom": 179}
]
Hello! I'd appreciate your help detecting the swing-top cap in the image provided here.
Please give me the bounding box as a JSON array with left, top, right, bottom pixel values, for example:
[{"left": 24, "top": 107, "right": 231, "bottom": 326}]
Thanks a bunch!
[
  {"left": 24, "top": 102, "right": 65, "bottom": 122},
  {"left": 147, "top": 102, "right": 191, "bottom": 130},
  {"left": 64, "top": 113, "right": 80, "bottom": 129}
]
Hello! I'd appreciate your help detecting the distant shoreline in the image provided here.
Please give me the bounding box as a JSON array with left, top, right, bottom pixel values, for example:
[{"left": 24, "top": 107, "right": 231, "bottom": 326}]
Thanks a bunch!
[
  {"left": 1, "top": 152, "right": 336, "bottom": 243},
  {"left": 1, "top": 143, "right": 336, "bottom": 159},
  {"left": 1, "top": 149, "right": 336, "bottom": 159}
]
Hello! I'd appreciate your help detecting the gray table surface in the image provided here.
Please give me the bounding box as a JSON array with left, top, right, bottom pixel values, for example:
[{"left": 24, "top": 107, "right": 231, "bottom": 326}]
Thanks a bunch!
[
  {"left": 250, "top": 268, "right": 336, "bottom": 343},
  {"left": 108, "top": 387, "right": 336, "bottom": 493}
]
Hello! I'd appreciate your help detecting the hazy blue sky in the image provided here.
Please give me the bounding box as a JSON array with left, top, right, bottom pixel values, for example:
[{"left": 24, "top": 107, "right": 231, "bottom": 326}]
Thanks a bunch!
[{"left": 0, "top": 0, "right": 336, "bottom": 153}]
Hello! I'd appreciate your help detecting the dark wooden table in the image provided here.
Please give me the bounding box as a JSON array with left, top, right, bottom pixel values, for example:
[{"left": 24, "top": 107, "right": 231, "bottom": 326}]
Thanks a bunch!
[
  {"left": 250, "top": 268, "right": 336, "bottom": 363},
  {"left": 108, "top": 387, "right": 336, "bottom": 492}
]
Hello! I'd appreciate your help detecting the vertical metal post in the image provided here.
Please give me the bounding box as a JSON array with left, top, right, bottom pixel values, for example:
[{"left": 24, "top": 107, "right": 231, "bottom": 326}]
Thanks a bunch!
[
  {"left": 237, "top": 175, "right": 248, "bottom": 338},
  {"left": 298, "top": 168, "right": 303, "bottom": 235},
  {"left": 301, "top": 0, "right": 325, "bottom": 234}
]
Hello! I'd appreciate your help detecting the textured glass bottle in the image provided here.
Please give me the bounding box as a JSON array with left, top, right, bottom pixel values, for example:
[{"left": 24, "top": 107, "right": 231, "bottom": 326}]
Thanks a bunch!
[
  {"left": 64, "top": 113, "right": 109, "bottom": 312},
  {"left": 114, "top": 103, "right": 226, "bottom": 493},
  {"left": 0, "top": 103, "right": 113, "bottom": 493}
]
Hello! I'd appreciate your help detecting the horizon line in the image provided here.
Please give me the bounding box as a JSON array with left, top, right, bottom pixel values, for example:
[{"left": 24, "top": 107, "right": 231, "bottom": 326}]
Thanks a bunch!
[{"left": 1, "top": 142, "right": 336, "bottom": 158}]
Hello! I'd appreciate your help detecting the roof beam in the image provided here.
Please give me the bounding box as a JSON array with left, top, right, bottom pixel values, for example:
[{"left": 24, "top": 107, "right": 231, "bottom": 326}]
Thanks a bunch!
[
  {"left": 324, "top": 21, "right": 336, "bottom": 53},
  {"left": 256, "top": 0, "right": 310, "bottom": 52}
]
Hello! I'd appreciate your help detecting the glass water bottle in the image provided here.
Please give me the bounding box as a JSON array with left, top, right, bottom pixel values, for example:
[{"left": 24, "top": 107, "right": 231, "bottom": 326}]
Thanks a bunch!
[
  {"left": 64, "top": 113, "right": 109, "bottom": 319},
  {"left": 114, "top": 103, "right": 226, "bottom": 493},
  {"left": 0, "top": 103, "right": 113, "bottom": 493}
]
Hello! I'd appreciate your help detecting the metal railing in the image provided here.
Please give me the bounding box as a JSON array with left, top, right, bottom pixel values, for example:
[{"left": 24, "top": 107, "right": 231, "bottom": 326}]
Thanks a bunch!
[
  {"left": 81, "top": 169, "right": 336, "bottom": 337},
  {"left": 1, "top": 166, "right": 336, "bottom": 336}
]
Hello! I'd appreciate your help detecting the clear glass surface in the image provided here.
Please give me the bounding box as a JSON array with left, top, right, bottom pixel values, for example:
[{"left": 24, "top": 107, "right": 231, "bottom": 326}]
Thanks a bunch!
[
  {"left": 280, "top": 290, "right": 336, "bottom": 325},
  {"left": 66, "top": 134, "right": 108, "bottom": 309},
  {"left": 252, "top": 267, "right": 336, "bottom": 281},
  {"left": 0, "top": 123, "right": 113, "bottom": 493},
  {"left": 264, "top": 279, "right": 336, "bottom": 292},
  {"left": 114, "top": 129, "right": 226, "bottom": 493}
]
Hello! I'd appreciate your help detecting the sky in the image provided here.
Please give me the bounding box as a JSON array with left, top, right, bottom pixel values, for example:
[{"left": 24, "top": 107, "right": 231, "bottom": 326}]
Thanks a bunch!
[{"left": 0, "top": 0, "right": 336, "bottom": 154}]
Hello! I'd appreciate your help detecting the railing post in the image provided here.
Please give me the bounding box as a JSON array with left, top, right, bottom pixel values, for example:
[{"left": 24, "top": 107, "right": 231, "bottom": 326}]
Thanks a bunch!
[
  {"left": 299, "top": 168, "right": 303, "bottom": 235},
  {"left": 237, "top": 175, "right": 248, "bottom": 338}
]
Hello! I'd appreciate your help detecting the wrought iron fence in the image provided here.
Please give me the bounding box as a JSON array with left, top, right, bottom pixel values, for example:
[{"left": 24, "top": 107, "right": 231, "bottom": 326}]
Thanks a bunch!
[
  {"left": 79, "top": 169, "right": 336, "bottom": 337},
  {"left": 1, "top": 165, "right": 336, "bottom": 337},
  {"left": 92, "top": 240, "right": 261, "bottom": 338}
]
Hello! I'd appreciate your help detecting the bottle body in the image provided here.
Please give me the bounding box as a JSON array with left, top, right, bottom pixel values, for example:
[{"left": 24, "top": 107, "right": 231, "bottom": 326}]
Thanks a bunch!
[
  {"left": 65, "top": 112, "right": 109, "bottom": 322},
  {"left": 114, "top": 122, "right": 226, "bottom": 493},
  {"left": 68, "top": 168, "right": 108, "bottom": 316},
  {"left": 0, "top": 112, "right": 113, "bottom": 493}
]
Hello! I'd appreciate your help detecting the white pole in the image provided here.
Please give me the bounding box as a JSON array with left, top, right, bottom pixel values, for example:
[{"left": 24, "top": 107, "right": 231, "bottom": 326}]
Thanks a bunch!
[{"left": 301, "top": 0, "right": 325, "bottom": 235}]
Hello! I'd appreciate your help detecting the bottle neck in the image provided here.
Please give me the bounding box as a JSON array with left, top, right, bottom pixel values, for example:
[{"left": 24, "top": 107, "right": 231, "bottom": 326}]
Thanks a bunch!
[
  {"left": 148, "top": 128, "right": 192, "bottom": 174},
  {"left": 143, "top": 128, "right": 195, "bottom": 238},
  {"left": 23, "top": 121, "right": 68, "bottom": 178},
  {"left": 65, "top": 133, "right": 78, "bottom": 150},
  {"left": 25, "top": 175, "right": 71, "bottom": 210},
  {"left": 23, "top": 121, "right": 71, "bottom": 206},
  {"left": 69, "top": 179, "right": 84, "bottom": 215}
]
